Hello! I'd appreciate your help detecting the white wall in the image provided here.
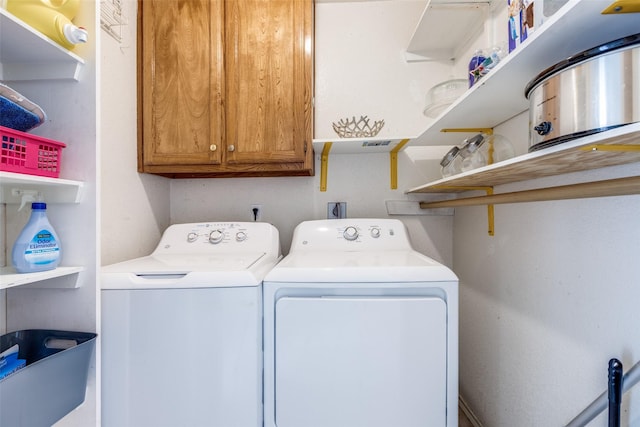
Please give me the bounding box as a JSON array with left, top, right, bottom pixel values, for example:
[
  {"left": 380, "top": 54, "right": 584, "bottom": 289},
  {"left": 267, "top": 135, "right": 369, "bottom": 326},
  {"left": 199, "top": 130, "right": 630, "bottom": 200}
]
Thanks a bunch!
[
  {"left": 100, "top": 0, "right": 170, "bottom": 266},
  {"left": 170, "top": 0, "right": 455, "bottom": 262}
]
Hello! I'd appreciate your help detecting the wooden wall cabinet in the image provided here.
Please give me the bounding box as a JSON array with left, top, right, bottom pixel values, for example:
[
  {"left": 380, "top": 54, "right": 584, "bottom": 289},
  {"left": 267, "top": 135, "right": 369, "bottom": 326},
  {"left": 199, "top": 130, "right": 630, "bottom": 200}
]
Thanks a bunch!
[{"left": 138, "top": 0, "right": 314, "bottom": 178}]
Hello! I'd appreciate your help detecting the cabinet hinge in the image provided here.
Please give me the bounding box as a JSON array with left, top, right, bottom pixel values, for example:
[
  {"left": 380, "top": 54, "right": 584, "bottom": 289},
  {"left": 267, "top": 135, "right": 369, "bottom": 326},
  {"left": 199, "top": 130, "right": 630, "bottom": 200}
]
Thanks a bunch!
[{"left": 304, "top": 141, "right": 308, "bottom": 153}]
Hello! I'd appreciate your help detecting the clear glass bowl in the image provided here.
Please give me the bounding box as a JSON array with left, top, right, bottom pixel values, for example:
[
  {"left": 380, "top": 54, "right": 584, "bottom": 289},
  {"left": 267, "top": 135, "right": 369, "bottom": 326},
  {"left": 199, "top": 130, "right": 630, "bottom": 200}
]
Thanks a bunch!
[{"left": 423, "top": 78, "right": 467, "bottom": 118}]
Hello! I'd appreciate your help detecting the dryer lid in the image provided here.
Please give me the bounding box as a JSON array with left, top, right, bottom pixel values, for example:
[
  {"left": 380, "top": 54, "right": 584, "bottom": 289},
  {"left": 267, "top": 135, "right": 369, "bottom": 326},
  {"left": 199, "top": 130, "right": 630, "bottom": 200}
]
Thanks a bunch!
[{"left": 263, "top": 250, "right": 457, "bottom": 283}]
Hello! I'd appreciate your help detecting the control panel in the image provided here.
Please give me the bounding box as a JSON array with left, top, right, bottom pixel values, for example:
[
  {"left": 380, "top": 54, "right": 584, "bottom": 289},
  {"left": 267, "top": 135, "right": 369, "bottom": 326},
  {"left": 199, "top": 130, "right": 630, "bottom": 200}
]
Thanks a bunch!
[
  {"left": 151, "top": 222, "right": 280, "bottom": 255},
  {"left": 290, "top": 219, "right": 412, "bottom": 252}
]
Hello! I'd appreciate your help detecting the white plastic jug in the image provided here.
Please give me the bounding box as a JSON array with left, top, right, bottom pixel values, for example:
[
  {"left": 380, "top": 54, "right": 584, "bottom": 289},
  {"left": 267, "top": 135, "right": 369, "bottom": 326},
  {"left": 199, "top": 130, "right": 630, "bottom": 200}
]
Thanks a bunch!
[{"left": 6, "top": 0, "right": 88, "bottom": 50}]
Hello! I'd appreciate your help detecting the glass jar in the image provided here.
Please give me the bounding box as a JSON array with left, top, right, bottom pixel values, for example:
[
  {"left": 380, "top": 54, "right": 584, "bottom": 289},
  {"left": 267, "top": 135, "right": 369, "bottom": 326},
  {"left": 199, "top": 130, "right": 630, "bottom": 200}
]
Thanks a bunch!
[
  {"left": 459, "top": 134, "right": 487, "bottom": 172},
  {"left": 440, "top": 146, "right": 462, "bottom": 178}
]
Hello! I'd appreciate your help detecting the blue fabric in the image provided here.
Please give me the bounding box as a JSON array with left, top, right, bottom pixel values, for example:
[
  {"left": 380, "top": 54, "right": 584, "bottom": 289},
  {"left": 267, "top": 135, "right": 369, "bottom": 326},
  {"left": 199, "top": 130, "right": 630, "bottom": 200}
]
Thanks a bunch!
[{"left": 0, "top": 95, "right": 41, "bottom": 132}]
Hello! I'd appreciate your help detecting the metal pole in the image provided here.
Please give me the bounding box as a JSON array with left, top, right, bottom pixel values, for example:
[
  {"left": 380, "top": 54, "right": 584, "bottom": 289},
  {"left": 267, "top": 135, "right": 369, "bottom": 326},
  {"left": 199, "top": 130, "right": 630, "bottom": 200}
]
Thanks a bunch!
[{"left": 566, "top": 359, "right": 640, "bottom": 427}]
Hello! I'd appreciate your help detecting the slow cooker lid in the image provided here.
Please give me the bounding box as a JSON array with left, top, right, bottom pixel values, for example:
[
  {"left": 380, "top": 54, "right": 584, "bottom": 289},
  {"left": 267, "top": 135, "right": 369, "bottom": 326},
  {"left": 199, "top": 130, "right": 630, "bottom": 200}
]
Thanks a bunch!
[{"left": 524, "top": 32, "right": 640, "bottom": 98}]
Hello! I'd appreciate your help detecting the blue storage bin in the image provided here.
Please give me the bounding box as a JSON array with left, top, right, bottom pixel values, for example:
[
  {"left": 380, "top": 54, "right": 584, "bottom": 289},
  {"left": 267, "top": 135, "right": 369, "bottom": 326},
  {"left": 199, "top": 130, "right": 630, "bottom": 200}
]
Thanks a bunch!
[{"left": 0, "top": 329, "right": 97, "bottom": 427}]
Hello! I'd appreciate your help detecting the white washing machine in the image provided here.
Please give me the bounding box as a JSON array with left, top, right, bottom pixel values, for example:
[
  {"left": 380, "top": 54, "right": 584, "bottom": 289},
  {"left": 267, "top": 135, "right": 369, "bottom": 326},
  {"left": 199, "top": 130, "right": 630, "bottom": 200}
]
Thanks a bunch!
[
  {"left": 263, "top": 218, "right": 458, "bottom": 427},
  {"left": 101, "top": 222, "right": 281, "bottom": 427}
]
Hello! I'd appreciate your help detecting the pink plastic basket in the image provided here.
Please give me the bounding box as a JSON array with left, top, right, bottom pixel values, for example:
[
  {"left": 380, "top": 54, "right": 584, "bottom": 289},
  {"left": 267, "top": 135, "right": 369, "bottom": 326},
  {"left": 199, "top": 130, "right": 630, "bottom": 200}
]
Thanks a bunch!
[{"left": 0, "top": 126, "right": 65, "bottom": 178}]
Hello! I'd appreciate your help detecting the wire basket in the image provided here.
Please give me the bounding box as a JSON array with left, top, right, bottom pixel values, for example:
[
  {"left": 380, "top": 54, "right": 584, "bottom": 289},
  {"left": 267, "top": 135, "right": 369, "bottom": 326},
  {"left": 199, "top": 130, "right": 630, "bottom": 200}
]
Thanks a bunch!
[
  {"left": 332, "top": 115, "right": 385, "bottom": 138},
  {"left": 0, "top": 126, "right": 65, "bottom": 178}
]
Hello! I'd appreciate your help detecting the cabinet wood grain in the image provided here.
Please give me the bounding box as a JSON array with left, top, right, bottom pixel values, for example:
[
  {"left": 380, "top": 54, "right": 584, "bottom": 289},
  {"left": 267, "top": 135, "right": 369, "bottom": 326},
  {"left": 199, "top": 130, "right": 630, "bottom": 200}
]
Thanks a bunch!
[{"left": 138, "top": 0, "right": 314, "bottom": 177}]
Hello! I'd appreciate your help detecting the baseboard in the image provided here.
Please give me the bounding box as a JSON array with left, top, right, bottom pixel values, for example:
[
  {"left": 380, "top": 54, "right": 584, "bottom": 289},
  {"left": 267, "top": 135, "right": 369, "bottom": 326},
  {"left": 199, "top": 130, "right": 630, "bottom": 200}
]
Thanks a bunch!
[{"left": 459, "top": 395, "right": 483, "bottom": 427}]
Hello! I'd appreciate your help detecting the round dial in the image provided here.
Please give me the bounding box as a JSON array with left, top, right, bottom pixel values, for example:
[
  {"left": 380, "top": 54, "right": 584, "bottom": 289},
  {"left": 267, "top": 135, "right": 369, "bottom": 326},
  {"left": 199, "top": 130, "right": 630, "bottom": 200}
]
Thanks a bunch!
[
  {"left": 208, "top": 229, "right": 225, "bottom": 244},
  {"left": 187, "top": 232, "right": 198, "bottom": 242},
  {"left": 370, "top": 227, "right": 381, "bottom": 238},
  {"left": 343, "top": 226, "right": 359, "bottom": 241},
  {"left": 235, "top": 231, "right": 247, "bottom": 242}
]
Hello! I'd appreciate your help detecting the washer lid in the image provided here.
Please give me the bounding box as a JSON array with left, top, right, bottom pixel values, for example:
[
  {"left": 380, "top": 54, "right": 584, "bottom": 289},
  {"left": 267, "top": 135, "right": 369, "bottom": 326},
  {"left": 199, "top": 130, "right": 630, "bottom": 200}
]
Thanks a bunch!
[
  {"left": 101, "top": 252, "right": 277, "bottom": 289},
  {"left": 263, "top": 250, "right": 457, "bottom": 283}
]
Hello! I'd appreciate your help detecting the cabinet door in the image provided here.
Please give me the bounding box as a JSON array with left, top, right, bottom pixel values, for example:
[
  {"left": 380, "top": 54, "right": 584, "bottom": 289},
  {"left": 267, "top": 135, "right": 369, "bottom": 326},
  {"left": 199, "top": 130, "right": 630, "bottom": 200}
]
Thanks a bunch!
[
  {"left": 224, "top": 0, "right": 313, "bottom": 174},
  {"left": 139, "top": 0, "right": 224, "bottom": 170}
]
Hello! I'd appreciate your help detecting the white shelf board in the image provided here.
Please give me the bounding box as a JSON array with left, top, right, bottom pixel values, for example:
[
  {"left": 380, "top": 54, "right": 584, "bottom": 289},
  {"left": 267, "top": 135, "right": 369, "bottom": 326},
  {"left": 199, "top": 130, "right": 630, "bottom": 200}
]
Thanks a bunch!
[
  {"left": 0, "top": 9, "right": 84, "bottom": 81},
  {"left": 0, "top": 266, "right": 83, "bottom": 290},
  {"left": 410, "top": 0, "right": 640, "bottom": 147},
  {"left": 312, "top": 137, "right": 414, "bottom": 154},
  {"left": 406, "top": 0, "right": 490, "bottom": 61},
  {"left": 0, "top": 172, "right": 84, "bottom": 204}
]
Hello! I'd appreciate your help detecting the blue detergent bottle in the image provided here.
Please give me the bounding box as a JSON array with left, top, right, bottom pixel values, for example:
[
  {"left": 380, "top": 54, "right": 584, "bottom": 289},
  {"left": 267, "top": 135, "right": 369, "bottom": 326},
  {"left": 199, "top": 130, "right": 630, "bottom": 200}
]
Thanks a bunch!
[{"left": 12, "top": 201, "right": 62, "bottom": 273}]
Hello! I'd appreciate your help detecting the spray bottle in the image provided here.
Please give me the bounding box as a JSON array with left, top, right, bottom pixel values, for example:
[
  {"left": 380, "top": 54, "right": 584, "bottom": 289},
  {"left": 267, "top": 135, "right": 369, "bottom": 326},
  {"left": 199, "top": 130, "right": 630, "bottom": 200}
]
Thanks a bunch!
[
  {"left": 11, "top": 190, "right": 62, "bottom": 273},
  {"left": 6, "top": 0, "right": 88, "bottom": 51}
]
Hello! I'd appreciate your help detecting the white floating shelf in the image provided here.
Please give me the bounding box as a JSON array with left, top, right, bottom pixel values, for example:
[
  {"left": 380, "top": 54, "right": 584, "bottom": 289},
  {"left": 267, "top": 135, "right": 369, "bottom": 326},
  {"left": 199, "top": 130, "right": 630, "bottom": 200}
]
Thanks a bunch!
[
  {"left": 406, "top": 0, "right": 490, "bottom": 62},
  {"left": 0, "top": 172, "right": 84, "bottom": 204},
  {"left": 0, "top": 9, "right": 84, "bottom": 81},
  {"left": 312, "top": 137, "right": 413, "bottom": 154},
  {"left": 0, "top": 266, "right": 84, "bottom": 290}
]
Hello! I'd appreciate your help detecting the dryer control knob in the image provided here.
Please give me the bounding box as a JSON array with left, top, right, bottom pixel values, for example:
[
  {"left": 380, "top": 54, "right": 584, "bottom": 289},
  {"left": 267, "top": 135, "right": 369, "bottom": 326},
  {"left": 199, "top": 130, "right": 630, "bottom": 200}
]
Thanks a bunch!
[
  {"left": 187, "top": 232, "right": 198, "bottom": 242},
  {"left": 209, "top": 229, "right": 225, "bottom": 244},
  {"left": 343, "top": 226, "right": 359, "bottom": 241},
  {"left": 235, "top": 231, "right": 247, "bottom": 242},
  {"left": 370, "top": 227, "right": 381, "bottom": 238}
]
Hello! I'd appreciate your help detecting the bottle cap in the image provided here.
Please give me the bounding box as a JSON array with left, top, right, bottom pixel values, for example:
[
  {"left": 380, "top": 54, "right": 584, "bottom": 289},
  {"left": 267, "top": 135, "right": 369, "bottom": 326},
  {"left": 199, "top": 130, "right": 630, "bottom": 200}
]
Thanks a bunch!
[{"left": 32, "top": 202, "right": 47, "bottom": 209}]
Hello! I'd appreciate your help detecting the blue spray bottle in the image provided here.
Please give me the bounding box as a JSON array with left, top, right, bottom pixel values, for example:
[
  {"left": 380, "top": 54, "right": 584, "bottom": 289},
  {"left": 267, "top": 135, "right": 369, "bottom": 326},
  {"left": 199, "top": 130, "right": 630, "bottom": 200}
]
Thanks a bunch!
[{"left": 11, "top": 191, "right": 62, "bottom": 273}]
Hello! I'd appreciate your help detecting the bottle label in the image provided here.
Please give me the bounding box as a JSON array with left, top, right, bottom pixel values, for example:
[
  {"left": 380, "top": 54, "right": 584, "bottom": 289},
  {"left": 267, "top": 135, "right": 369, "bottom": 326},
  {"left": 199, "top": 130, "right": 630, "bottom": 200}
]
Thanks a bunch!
[{"left": 24, "top": 229, "right": 60, "bottom": 265}]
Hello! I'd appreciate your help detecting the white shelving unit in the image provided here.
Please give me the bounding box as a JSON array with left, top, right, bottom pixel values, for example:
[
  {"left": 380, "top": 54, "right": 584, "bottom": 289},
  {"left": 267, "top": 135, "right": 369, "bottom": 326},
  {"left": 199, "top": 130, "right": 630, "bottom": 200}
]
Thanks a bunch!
[
  {"left": 409, "top": 0, "right": 640, "bottom": 147},
  {"left": 402, "top": 0, "right": 640, "bottom": 229},
  {"left": 0, "top": 173, "right": 84, "bottom": 289},
  {"left": 0, "top": 8, "right": 84, "bottom": 81}
]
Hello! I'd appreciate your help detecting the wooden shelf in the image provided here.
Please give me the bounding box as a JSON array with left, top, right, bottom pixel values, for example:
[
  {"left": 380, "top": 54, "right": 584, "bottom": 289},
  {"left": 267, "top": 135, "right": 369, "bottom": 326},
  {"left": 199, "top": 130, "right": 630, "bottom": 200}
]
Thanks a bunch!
[
  {"left": 0, "top": 9, "right": 84, "bottom": 81},
  {"left": 410, "top": 0, "right": 640, "bottom": 147},
  {"left": 0, "top": 172, "right": 84, "bottom": 204},
  {"left": 0, "top": 266, "right": 83, "bottom": 290},
  {"left": 407, "top": 123, "right": 640, "bottom": 203}
]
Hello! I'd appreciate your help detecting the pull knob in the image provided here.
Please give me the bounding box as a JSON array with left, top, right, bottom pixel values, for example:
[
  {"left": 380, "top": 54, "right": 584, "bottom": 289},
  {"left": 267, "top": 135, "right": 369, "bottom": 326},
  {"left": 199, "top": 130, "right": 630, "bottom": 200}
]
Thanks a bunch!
[
  {"left": 370, "top": 227, "right": 381, "bottom": 238},
  {"left": 534, "top": 121, "right": 553, "bottom": 136},
  {"left": 228, "top": 145, "right": 235, "bottom": 152},
  {"left": 343, "top": 226, "right": 359, "bottom": 241},
  {"left": 208, "top": 229, "right": 224, "bottom": 244},
  {"left": 187, "top": 232, "right": 198, "bottom": 242},
  {"left": 210, "top": 144, "right": 217, "bottom": 152}
]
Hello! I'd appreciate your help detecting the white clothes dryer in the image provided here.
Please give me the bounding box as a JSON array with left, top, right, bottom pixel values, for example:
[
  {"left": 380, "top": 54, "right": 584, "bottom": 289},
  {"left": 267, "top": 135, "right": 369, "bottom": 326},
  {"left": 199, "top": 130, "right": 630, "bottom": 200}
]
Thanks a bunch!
[
  {"left": 101, "top": 222, "right": 281, "bottom": 427},
  {"left": 263, "top": 219, "right": 458, "bottom": 427}
]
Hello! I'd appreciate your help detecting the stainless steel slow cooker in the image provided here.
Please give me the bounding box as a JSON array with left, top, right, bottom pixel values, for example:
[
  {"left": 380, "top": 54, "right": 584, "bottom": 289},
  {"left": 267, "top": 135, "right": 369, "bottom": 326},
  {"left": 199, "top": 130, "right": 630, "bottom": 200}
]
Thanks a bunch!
[{"left": 525, "top": 33, "right": 640, "bottom": 152}]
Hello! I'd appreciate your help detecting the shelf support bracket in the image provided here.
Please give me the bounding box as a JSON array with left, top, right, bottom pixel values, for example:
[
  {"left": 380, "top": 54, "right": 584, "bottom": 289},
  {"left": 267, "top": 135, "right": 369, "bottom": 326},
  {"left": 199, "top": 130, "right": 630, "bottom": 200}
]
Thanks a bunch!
[
  {"left": 320, "top": 142, "right": 332, "bottom": 192},
  {"left": 389, "top": 139, "right": 410, "bottom": 190},
  {"left": 422, "top": 185, "right": 495, "bottom": 236},
  {"left": 440, "top": 128, "right": 494, "bottom": 135},
  {"left": 580, "top": 144, "right": 640, "bottom": 152}
]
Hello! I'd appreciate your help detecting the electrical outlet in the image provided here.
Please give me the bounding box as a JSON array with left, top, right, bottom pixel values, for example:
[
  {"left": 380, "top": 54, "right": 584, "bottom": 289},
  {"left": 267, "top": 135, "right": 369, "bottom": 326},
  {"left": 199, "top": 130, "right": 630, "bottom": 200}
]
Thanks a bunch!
[
  {"left": 251, "top": 204, "right": 263, "bottom": 221},
  {"left": 327, "top": 202, "right": 347, "bottom": 219}
]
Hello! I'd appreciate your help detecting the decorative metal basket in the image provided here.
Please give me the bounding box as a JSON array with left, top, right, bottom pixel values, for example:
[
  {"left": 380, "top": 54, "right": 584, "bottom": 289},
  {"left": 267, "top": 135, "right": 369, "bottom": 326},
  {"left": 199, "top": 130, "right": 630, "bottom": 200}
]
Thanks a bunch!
[{"left": 332, "top": 115, "right": 385, "bottom": 138}]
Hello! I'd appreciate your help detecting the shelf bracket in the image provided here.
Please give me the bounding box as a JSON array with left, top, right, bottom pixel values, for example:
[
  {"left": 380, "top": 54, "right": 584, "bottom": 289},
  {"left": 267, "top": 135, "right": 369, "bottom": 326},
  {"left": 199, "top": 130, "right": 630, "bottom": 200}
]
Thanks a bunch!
[
  {"left": 440, "top": 128, "right": 494, "bottom": 135},
  {"left": 421, "top": 185, "right": 495, "bottom": 236},
  {"left": 389, "top": 139, "right": 410, "bottom": 189},
  {"left": 601, "top": 0, "right": 640, "bottom": 14},
  {"left": 320, "top": 142, "right": 332, "bottom": 192},
  {"left": 580, "top": 144, "right": 640, "bottom": 152}
]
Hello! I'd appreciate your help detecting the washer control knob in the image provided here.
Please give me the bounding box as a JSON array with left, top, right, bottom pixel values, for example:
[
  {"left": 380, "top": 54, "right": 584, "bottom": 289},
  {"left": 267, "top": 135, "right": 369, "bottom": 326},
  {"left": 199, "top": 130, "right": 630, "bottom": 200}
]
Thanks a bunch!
[
  {"left": 208, "top": 229, "right": 225, "bottom": 244},
  {"left": 370, "top": 227, "right": 381, "bottom": 238},
  {"left": 187, "top": 232, "right": 198, "bottom": 242},
  {"left": 343, "top": 226, "right": 359, "bottom": 241},
  {"left": 235, "top": 231, "right": 247, "bottom": 242}
]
